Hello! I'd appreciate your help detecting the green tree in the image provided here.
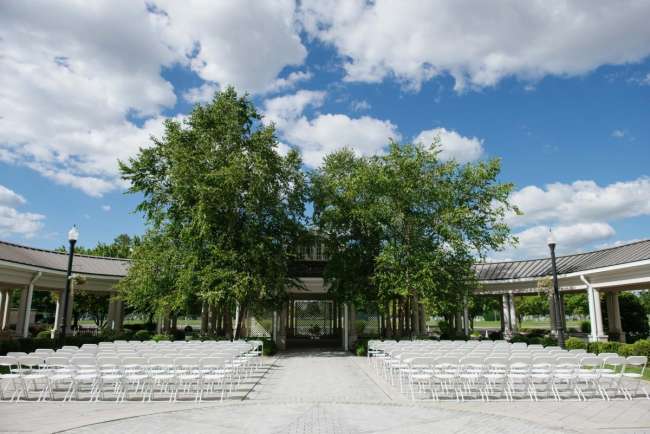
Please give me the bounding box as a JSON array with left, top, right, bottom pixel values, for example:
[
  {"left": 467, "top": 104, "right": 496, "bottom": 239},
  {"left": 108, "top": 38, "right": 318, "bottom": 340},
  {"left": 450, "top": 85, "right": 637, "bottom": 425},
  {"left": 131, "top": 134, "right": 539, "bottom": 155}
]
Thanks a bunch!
[
  {"left": 514, "top": 295, "right": 549, "bottom": 323},
  {"left": 119, "top": 87, "right": 307, "bottom": 337},
  {"left": 311, "top": 141, "right": 517, "bottom": 337}
]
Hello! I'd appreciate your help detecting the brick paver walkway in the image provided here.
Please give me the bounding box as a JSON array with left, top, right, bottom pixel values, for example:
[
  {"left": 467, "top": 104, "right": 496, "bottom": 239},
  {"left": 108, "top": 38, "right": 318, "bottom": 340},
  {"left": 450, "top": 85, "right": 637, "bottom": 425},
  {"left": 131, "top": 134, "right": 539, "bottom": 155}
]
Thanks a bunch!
[{"left": 1, "top": 350, "right": 649, "bottom": 433}]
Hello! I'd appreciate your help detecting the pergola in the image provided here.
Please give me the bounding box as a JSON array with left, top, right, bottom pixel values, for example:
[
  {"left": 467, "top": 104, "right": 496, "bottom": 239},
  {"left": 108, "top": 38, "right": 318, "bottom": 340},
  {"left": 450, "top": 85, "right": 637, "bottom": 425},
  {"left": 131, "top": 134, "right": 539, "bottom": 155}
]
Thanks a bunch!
[
  {"left": 475, "top": 240, "right": 650, "bottom": 342},
  {"left": 1, "top": 238, "right": 649, "bottom": 344},
  {"left": 0, "top": 241, "right": 127, "bottom": 337}
]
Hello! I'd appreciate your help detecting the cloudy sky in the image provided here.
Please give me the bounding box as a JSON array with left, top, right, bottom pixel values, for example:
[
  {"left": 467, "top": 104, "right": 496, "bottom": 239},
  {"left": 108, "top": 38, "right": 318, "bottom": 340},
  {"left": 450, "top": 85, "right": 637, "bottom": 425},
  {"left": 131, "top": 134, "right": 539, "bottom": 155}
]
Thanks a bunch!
[{"left": 1, "top": 0, "right": 649, "bottom": 260}]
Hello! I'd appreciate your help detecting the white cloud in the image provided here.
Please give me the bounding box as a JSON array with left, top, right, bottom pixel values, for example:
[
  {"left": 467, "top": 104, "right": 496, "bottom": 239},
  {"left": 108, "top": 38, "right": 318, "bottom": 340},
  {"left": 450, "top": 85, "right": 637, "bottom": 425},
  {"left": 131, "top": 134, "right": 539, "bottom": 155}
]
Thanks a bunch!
[
  {"left": 0, "top": 185, "right": 26, "bottom": 207},
  {"left": 0, "top": 184, "right": 44, "bottom": 238},
  {"left": 263, "top": 90, "right": 326, "bottom": 128},
  {"left": 350, "top": 100, "right": 371, "bottom": 112},
  {"left": 101, "top": 205, "right": 111, "bottom": 212},
  {"left": 491, "top": 222, "right": 615, "bottom": 261},
  {"left": 158, "top": 0, "right": 305, "bottom": 93},
  {"left": 507, "top": 177, "right": 650, "bottom": 228},
  {"left": 264, "top": 90, "right": 399, "bottom": 167},
  {"left": 299, "top": 0, "right": 650, "bottom": 91},
  {"left": 284, "top": 114, "right": 400, "bottom": 167},
  {"left": 265, "top": 70, "right": 313, "bottom": 94},
  {"left": 414, "top": 127, "right": 483, "bottom": 163},
  {"left": 182, "top": 82, "right": 220, "bottom": 104},
  {"left": 611, "top": 129, "right": 626, "bottom": 138},
  {"left": 0, "top": 0, "right": 306, "bottom": 196}
]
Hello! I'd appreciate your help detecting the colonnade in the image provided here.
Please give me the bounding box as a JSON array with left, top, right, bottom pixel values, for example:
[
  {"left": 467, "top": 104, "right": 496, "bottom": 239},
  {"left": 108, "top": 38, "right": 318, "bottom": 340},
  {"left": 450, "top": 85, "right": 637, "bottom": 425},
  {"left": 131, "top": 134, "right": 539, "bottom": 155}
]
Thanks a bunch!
[
  {"left": 0, "top": 285, "right": 123, "bottom": 337},
  {"left": 499, "top": 285, "right": 626, "bottom": 343}
]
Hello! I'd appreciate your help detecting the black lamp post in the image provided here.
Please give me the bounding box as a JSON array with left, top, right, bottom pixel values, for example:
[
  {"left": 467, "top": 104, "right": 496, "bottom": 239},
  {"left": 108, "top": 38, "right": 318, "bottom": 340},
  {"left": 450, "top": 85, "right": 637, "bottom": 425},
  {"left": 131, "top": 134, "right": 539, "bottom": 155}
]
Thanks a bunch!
[
  {"left": 547, "top": 230, "right": 565, "bottom": 348},
  {"left": 59, "top": 225, "right": 78, "bottom": 347}
]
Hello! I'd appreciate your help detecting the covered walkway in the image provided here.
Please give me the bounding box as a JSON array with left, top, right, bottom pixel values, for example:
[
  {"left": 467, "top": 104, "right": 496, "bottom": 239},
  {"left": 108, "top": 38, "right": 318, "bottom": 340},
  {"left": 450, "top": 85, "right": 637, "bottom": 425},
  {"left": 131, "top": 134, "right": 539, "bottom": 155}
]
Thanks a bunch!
[{"left": 1, "top": 239, "right": 649, "bottom": 344}]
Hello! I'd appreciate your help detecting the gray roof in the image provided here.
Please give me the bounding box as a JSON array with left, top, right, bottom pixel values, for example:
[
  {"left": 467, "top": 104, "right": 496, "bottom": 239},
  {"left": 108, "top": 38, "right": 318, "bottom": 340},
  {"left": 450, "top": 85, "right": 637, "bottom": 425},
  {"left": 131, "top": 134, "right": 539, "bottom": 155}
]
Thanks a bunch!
[
  {"left": 1, "top": 238, "right": 650, "bottom": 282},
  {"left": 0, "top": 240, "right": 130, "bottom": 277},
  {"left": 474, "top": 239, "right": 650, "bottom": 281}
]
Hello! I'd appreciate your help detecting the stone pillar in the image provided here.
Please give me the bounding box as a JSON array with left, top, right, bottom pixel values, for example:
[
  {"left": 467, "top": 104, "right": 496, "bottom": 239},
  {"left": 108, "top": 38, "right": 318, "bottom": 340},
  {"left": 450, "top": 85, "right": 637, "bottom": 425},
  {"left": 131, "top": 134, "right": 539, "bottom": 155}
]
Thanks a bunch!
[
  {"left": 606, "top": 291, "right": 625, "bottom": 342},
  {"left": 501, "top": 293, "right": 512, "bottom": 338},
  {"left": 508, "top": 293, "right": 518, "bottom": 334}
]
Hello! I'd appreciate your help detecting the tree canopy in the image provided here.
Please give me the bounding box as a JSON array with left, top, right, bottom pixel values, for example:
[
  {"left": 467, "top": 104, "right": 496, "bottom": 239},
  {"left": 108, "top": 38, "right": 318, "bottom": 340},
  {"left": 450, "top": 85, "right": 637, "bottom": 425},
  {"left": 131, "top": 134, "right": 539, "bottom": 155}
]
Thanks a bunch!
[
  {"left": 311, "top": 141, "right": 517, "bottom": 336},
  {"left": 118, "top": 87, "right": 307, "bottom": 336}
]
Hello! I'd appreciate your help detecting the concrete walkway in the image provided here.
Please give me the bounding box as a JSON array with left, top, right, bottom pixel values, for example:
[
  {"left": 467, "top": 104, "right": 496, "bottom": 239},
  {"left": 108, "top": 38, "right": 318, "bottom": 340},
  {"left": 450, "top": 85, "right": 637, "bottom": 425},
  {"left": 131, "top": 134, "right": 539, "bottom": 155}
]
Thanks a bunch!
[{"left": 1, "top": 350, "right": 650, "bottom": 433}]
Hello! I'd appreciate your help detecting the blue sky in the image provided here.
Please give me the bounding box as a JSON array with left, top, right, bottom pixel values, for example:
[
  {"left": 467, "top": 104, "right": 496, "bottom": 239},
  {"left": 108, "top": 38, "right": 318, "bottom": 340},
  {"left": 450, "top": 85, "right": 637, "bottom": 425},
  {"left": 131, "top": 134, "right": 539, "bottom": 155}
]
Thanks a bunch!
[{"left": 0, "top": 1, "right": 649, "bottom": 259}]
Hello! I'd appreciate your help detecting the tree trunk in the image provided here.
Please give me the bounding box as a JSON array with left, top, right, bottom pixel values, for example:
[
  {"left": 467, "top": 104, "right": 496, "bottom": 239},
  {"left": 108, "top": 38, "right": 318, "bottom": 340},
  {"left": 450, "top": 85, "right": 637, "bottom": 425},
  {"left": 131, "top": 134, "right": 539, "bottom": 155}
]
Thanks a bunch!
[
  {"left": 201, "top": 301, "right": 209, "bottom": 334},
  {"left": 224, "top": 308, "right": 233, "bottom": 340},
  {"left": 235, "top": 304, "right": 247, "bottom": 339},
  {"left": 209, "top": 304, "right": 217, "bottom": 334},
  {"left": 411, "top": 294, "right": 420, "bottom": 337},
  {"left": 418, "top": 303, "right": 426, "bottom": 336}
]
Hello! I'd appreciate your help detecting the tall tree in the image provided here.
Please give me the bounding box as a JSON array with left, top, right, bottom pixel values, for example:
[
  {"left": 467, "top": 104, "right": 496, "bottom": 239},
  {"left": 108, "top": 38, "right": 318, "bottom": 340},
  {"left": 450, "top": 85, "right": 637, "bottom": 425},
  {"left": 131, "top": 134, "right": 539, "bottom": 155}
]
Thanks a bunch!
[
  {"left": 311, "top": 141, "right": 517, "bottom": 337},
  {"left": 118, "top": 87, "right": 307, "bottom": 337}
]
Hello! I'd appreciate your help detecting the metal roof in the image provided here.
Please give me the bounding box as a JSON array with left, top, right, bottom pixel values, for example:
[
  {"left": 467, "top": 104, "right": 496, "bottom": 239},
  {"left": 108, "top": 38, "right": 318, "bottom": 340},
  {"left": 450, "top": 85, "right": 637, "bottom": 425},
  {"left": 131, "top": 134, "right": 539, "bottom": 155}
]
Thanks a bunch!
[
  {"left": 1, "top": 238, "right": 649, "bottom": 282},
  {"left": 474, "top": 239, "right": 650, "bottom": 281},
  {"left": 0, "top": 240, "right": 130, "bottom": 277}
]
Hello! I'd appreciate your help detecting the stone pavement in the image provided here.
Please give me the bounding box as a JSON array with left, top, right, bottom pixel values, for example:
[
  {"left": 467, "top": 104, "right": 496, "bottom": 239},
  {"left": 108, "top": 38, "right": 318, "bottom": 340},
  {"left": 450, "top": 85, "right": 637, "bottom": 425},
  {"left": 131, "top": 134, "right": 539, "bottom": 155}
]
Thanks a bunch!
[{"left": 1, "top": 349, "right": 649, "bottom": 433}]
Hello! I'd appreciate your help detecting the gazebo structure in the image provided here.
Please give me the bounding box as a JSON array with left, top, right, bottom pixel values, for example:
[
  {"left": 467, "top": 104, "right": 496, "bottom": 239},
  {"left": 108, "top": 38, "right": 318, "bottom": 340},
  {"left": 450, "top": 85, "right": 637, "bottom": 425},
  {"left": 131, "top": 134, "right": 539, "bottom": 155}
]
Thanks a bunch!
[{"left": 1, "top": 238, "right": 649, "bottom": 347}]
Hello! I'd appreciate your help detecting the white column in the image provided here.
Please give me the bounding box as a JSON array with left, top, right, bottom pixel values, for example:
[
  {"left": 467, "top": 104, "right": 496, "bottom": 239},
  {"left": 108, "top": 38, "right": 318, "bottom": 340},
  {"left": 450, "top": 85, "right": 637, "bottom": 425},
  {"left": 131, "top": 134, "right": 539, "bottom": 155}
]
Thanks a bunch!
[
  {"left": 594, "top": 289, "right": 605, "bottom": 340},
  {"left": 15, "top": 287, "right": 28, "bottom": 336},
  {"left": 582, "top": 275, "right": 607, "bottom": 342},
  {"left": 508, "top": 293, "right": 518, "bottom": 333},
  {"left": 463, "top": 296, "right": 470, "bottom": 336},
  {"left": 0, "top": 290, "right": 7, "bottom": 331},
  {"left": 343, "top": 303, "right": 349, "bottom": 350},
  {"left": 52, "top": 294, "right": 60, "bottom": 339},
  {"left": 501, "top": 293, "right": 512, "bottom": 338}
]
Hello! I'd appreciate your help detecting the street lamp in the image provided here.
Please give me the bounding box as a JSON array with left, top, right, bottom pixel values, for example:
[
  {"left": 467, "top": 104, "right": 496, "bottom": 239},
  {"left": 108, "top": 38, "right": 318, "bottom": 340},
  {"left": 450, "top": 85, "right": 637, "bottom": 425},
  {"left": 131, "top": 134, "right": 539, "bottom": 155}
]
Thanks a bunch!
[
  {"left": 59, "top": 225, "right": 78, "bottom": 346},
  {"left": 547, "top": 230, "right": 565, "bottom": 348}
]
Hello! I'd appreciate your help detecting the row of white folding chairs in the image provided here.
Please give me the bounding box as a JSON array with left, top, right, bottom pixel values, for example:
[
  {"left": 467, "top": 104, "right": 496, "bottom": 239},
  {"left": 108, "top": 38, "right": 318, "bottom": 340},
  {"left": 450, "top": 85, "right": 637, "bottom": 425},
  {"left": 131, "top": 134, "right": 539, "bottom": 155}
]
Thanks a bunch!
[
  {"left": 380, "top": 354, "right": 648, "bottom": 402},
  {"left": 0, "top": 354, "right": 249, "bottom": 402},
  {"left": 408, "top": 355, "right": 647, "bottom": 402}
]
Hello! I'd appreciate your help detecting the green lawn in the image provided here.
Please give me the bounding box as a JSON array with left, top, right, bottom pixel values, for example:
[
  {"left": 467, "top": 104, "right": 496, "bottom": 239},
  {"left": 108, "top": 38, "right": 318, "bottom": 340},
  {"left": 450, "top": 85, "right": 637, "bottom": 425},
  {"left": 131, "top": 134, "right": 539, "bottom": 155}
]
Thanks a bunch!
[{"left": 473, "top": 319, "right": 583, "bottom": 330}]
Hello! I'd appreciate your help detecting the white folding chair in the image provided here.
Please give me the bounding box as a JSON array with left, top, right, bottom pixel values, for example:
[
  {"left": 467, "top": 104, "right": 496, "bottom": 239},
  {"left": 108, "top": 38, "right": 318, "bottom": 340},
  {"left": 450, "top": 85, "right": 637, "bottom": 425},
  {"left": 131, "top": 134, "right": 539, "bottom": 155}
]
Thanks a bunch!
[
  {"left": 0, "top": 356, "right": 21, "bottom": 401},
  {"left": 622, "top": 356, "right": 648, "bottom": 399},
  {"left": 17, "top": 356, "right": 48, "bottom": 401}
]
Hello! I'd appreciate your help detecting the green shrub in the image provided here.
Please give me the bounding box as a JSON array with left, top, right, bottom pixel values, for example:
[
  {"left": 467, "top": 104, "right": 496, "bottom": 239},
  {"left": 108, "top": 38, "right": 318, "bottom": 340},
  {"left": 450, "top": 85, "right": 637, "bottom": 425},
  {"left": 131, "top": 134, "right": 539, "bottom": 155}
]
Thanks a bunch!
[
  {"left": 152, "top": 333, "right": 171, "bottom": 342},
  {"left": 630, "top": 339, "right": 650, "bottom": 357},
  {"left": 355, "top": 339, "right": 368, "bottom": 356},
  {"left": 134, "top": 330, "right": 152, "bottom": 341},
  {"left": 354, "top": 320, "right": 366, "bottom": 336},
  {"left": 509, "top": 334, "right": 529, "bottom": 344},
  {"left": 541, "top": 336, "right": 558, "bottom": 347},
  {"left": 587, "top": 341, "right": 622, "bottom": 354},
  {"left": 35, "top": 330, "right": 53, "bottom": 339},
  {"left": 565, "top": 337, "right": 587, "bottom": 350},
  {"left": 580, "top": 321, "right": 591, "bottom": 334},
  {"left": 262, "top": 339, "right": 277, "bottom": 356}
]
